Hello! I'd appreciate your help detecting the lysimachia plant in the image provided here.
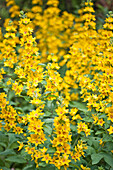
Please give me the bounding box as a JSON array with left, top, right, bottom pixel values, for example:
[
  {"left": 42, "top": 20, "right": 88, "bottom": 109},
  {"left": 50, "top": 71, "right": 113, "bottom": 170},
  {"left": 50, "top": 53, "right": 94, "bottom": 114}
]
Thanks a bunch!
[{"left": 0, "top": 0, "right": 113, "bottom": 170}]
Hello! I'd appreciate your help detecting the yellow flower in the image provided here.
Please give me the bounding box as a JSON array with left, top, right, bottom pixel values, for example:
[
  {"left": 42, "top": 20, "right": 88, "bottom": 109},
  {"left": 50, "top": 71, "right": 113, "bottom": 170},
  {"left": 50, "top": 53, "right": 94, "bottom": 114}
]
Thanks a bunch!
[
  {"left": 17, "top": 141, "right": 24, "bottom": 151},
  {"left": 41, "top": 154, "right": 51, "bottom": 164},
  {"left": 97, "top": 119, "right": 105, "bottom": 126},
  {"left": 108, "top": 126, "right": 113, "bottom": 134},
  {"left": 99, "top": 138, "right": 103, "bottom": 145},
  {"left": 81, "top": 164, "right": 90, "bottom": 170}
]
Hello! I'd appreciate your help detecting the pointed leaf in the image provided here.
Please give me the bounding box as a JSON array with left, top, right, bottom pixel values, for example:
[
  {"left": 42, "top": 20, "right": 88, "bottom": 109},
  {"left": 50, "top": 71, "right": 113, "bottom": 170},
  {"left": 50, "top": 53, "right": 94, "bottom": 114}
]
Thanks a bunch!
[
  {"left": 69, "top": 101, "right": 88, "bottom": 112},
  {"left": 91, "top": 153, "right": 104, "bottom": 164},
  {"left": 104, "top": 153, "right": 113, "bottom": 167},
  {"left": 5, "top": 155, "right": 27, "bottom": 163}
]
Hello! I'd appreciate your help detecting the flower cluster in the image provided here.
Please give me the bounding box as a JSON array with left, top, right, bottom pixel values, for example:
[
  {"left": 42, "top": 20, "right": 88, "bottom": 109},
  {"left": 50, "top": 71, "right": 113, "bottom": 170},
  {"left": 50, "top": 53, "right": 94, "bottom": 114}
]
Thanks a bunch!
[{"left": 0, "top": 0, "right": 113, "bottom": 169}]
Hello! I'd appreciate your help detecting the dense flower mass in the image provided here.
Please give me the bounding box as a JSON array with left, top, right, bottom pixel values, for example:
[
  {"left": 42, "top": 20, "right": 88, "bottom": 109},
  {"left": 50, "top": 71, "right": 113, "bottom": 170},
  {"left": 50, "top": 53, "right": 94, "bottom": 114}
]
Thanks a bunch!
[{"left": 0, "top": 0, "right": 113, "bottom": 169}]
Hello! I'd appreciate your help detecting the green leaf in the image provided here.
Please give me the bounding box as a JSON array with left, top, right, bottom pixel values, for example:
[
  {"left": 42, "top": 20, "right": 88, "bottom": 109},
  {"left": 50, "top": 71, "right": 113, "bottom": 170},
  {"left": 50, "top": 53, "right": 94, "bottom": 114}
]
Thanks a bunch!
[
  {"left": 8, "top": 133, "right": 18, "bottom": 149},
  {"left": 44, "top": 91, "right": 51, "bottom": 95},
  {"left": 38, "top": 162, "right": 46, "bottom": 167},
  {"left": 103, "top": 134, "right": 112, "bottom": 142},
  {"left": 38, "top": 165, "right": 55, "bottom": 170},
  {"left": 47, "top": 147, "right": 56, "bottom": 153},
  {"left": 59, "top": 64, "right": 67, "bottom": 78},
  {"left": 3, "top": 88, "right": 9, "bottom": 93},
  {"left": 91, "top": 153, "right": 104, "bottom": 164},
  {"left": 15, "top": 107, "right": 23, "bottom": 112},
  {"left": 23, "top": 165, "right": 34, "bottom": 170},
  {"left": 0, "top": 142, "right": 7, "bottom": 148},
  {"left": 104, "top": 153, "right": 113, "bottom": 167},
  {"left": 47, "top": 94, "right": 57, "bottom": 98},
  {"left": 87, "top": 138, "right": 93, "bottom": 146},
  {"left": 44, "top": 118, "right": 54, "bottom": 124},
  {"left": 44, "top": 111, "right": 52, "bottom": 116},
  {"left": 0, "top": 146, "right": 4, "bottom": 152},
  {"left": 69, "top": 101, "right": 88, "bottom": 112},
  {"left": 8, "top": 133, "right": 16, "bottom": 143},
  {"left": 86, "top": 146, "right": 96, "bottom": 155},
  {"left": 83, "top": 117, "right": 93, "bottom": 122},
  {"left": 23, "top": 96, "right": 31, "bottom": 102},
  {"left": 9, "top": 142, "right": 18, "bottom": 149},
  {"left": 8, "top": 91, "right": 15, "bottom": 100},
  {"left": 0, "top": 133, "right": 8, "bottom": 143},
  {"left": 5, "top": 155, "right": 27, "bottom": 163},
  {"left": 43, "top": 125, "right": 52, "bottom": 135},
  {"left": 104, "top": 142, "right": 113, "bottom": 151},
  {"left": 95, "top": 131, "right": 104, "bottom": 135},
  {"left": 70, "top": 124, "right": 76, "bottom": 131},
  {"left": 0, "top": 149, "right": 16, "bottom": 156},
  {"left": 92, "top": 140, "right": 99, "bottom": 150},
  {"left": 69, "top": 163, "right": 81, "bottom": 170},
  {"left": 38, "top": 63, "right": 46, "bottom": 67},
  {"left": 0, "top": 158, "right": 5, "bottom": 166}
]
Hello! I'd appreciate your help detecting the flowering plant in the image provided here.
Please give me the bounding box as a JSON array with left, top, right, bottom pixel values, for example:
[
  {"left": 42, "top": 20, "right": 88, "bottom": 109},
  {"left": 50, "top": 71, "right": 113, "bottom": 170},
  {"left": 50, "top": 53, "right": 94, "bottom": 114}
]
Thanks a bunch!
[{"left": 0, "top": 0, "right": 113, "bottom": 170}]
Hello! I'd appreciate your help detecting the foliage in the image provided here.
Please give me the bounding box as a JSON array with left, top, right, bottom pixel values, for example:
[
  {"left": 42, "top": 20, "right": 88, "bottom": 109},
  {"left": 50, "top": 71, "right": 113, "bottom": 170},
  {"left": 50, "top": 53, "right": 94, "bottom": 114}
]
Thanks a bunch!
[{"left": 0, "top": 0, "right": 113, "bottom": 170}]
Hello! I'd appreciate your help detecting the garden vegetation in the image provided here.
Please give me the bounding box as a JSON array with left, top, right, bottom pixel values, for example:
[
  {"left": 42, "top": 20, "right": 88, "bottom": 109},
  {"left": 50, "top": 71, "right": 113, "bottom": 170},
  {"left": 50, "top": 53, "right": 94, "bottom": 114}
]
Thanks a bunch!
[{"left": 0, "top": 0, "right": 113, "bottom": 170}]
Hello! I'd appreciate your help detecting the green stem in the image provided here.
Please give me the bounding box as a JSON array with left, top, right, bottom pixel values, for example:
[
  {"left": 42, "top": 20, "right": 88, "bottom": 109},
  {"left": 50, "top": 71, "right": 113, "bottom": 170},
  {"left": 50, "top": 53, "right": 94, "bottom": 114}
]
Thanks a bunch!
[{"left": 73, "top": 134, "right": 80, "bottom": 148}]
